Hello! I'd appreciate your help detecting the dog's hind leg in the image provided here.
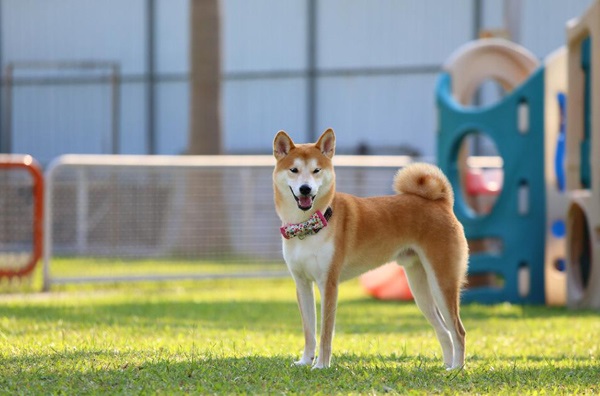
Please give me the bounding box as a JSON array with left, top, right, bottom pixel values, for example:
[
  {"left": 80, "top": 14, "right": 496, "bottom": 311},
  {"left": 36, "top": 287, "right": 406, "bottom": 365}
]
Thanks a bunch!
[
  {"left": 292, "top": 275, "right": 317, "bottom": 366},
  {"left": 403, "top": 261, "right": 454, "bottom": 368},
  {"left": 414, "top": 247, "right": 467, "bottom": 370}
]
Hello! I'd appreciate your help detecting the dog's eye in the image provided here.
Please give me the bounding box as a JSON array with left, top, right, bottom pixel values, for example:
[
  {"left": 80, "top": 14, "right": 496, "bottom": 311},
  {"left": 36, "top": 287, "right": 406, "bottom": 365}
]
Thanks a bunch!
[
  {"left": 313, "top": 168, "right": 321, "bottom": 174},
  {"left": 289, "top": 168, "right": 298, "bottom": 173}
]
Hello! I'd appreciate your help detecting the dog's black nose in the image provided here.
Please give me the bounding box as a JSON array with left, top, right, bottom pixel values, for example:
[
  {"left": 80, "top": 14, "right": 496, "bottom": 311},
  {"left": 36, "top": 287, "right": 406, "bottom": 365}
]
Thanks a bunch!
[{"left": 299, "top": 184, "right": 312, "bottom": 196}]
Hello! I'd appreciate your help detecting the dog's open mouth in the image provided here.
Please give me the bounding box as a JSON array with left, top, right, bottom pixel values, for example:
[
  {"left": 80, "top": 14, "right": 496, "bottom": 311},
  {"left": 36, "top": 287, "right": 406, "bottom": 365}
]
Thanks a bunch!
[{"left": 290, "top": 187, "right": 315, "bottom": 211}]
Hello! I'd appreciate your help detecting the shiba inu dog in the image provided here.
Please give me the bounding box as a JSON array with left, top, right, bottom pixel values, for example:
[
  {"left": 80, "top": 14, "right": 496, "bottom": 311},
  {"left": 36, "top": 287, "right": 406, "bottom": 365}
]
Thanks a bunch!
[{"left": 273, "top": 128, "right": 468, "bottom": 370}]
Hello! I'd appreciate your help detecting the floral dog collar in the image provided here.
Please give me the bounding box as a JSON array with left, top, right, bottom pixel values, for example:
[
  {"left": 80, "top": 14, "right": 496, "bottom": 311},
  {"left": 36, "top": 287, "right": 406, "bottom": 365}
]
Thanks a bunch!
[{"left": 280, "top": 208, "right": 333, "bottom": 240}]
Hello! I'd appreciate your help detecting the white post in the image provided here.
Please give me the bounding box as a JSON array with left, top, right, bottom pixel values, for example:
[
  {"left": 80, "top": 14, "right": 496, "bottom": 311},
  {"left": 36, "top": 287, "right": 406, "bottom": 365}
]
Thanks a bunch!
[
  {"left": 76, "top": 168, "right": 89, "bottom": 254},
  {"left": 42, "top": 160, "right": 59, "bottom": 291}
]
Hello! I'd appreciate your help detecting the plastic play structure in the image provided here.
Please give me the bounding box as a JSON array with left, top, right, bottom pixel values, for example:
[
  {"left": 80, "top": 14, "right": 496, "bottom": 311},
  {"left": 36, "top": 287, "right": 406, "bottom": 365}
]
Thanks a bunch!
[
  {"left": 437, "top": 39, "right": 546, "bottom": 304},
  {"left": 565, "top": 0, "right": 600, "bottom": 309},
  {"left": 362, "top": 40, "right": 567, "bottom": 304},
  {"left": 543, "top": 47, "right": 569, "bottom": 306},
  {"left": 361, "top": 3, "right": 600, "bottom": 307}
]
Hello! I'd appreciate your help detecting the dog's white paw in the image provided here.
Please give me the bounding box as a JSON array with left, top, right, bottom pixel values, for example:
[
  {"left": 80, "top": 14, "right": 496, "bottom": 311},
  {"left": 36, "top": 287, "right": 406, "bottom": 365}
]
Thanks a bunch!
[
  {"left": 311, "top": 361, "right": 329, "bottom": 370},
  {"left": 293, "top": 357, "right": 314, "bottom": 367}
]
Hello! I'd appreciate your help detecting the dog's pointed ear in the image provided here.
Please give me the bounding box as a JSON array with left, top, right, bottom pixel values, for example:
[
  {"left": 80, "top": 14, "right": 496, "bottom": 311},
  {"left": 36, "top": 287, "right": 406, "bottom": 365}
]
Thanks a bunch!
[
  {"left": 273, "top": 130, "right": 295, "bottom": 160},
  {"left": 316, "top": 128, "right": 335, "bottom": 159}
]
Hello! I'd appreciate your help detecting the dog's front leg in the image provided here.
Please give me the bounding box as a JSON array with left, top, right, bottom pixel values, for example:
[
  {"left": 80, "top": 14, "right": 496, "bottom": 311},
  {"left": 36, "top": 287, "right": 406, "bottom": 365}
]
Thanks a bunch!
[
  {"left": 293, "top": 276, "right": 317, "bottom": 366},
  {"left": 313, "top": 275, "right": 339, "bottom": 369}
]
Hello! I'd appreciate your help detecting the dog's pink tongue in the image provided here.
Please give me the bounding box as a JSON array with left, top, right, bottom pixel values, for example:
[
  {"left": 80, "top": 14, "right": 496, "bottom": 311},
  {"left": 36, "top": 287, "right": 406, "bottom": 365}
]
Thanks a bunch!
[{"left": 299, "top": 196, "right": 313, "bottom": 208}]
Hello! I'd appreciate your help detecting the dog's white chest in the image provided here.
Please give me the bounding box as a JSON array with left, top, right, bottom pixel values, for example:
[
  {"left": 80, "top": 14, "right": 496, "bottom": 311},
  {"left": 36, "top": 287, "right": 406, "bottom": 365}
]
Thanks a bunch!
[{"left": 282, "top": 231, "right": 334, "bottom": 283}]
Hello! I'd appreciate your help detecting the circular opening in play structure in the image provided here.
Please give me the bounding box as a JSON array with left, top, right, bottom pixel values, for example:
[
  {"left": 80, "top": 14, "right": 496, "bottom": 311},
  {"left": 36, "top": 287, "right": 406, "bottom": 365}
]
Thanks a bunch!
[
  {"left": 469, "top": 78, "right": 507, "bottom": 108},
  {"left": 457, "top": 131, "right": 504, "bottom": 216},
  {"left": 568, "top": 204, "right": 592, "bottom": 293}
]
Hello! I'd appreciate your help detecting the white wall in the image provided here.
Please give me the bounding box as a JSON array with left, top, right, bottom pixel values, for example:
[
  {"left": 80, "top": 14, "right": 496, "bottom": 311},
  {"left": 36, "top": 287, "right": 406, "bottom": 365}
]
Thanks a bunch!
[
  {"left": 1, "top": 0, "right": 149, "bottom": 162},
  {"left": 314, "top": 0, "right": 472, "bottom": 155},
  {"left": 154, "top": 0, "right": 189, "bottom": 155},
  {"left": 520, "top": 0, "right": 594, "bottom": 58},
  {"left": 0, "top": 0, "right": 596, "bottom": 162},
  {"left": 221, "top": 0, "right": 308, "bottom": 152}
]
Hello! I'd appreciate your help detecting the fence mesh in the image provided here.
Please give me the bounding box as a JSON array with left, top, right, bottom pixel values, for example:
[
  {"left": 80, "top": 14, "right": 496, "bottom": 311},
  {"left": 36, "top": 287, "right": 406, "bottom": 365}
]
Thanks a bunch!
[
  {"left": 44, "top": 155, "right": 412, "bottom": 287},
  {"left": 0, "top": 167, "right": 36, "bottom": 273}
]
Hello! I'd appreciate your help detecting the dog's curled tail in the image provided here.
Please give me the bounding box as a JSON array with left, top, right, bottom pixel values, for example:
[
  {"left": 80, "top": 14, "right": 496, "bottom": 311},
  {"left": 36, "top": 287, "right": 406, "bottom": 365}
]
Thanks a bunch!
[{"left": 393, "top": 163, "right": 454, "bottom": 206}]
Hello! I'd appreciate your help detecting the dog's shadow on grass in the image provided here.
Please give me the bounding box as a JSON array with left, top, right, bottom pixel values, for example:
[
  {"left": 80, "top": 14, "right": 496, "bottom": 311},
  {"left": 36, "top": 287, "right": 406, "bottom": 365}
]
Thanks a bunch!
[
  {"left": 4, "top": 296, "right": 596, "bottom": 339},
  {"left": 346, "top": 297, "right": 600, "bottom": 320},
  {"left": 4, "top": 349, "right": 599, "bottom": 394},
  {"left": 1, "top": 298, "right": 437, "bottom": 334}
]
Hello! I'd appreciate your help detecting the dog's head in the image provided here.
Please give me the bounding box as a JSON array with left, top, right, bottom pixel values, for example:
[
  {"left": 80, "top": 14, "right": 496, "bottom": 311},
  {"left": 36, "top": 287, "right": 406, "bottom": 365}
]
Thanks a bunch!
[{"left": 273, "top": 129, "right": 336, "bottom": 214}]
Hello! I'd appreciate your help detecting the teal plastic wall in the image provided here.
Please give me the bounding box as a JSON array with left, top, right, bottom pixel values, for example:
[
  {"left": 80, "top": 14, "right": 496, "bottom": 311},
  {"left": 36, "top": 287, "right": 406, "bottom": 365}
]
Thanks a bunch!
[{"left": 436, "top": 69, "right": 546, "bottom": 304}]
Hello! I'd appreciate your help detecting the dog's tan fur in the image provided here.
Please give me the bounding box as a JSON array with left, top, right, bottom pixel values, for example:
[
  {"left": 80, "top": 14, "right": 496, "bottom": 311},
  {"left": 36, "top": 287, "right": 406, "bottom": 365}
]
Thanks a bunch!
[{"left": 273, "top": 128, "right": 468, "bottom": 369}]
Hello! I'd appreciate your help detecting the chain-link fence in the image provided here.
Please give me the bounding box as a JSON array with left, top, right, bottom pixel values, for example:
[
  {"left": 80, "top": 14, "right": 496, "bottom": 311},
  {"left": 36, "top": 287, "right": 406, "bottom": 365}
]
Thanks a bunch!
[{"left": 43, "top": 154, "right": 414, "bottom": 289}]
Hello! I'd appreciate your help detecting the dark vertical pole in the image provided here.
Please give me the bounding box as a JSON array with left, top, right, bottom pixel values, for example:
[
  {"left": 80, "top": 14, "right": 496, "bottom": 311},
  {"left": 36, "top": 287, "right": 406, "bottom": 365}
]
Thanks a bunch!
[
  {"left": 472, "top": 0, "right": 483, "bottom": 154},
  {"left": 472, "top": 0, "right": 482, "bottom": 41},
  {"left": 306, "top": 0, "right": 317, "bottom": 142},
  {"left": 146, "top": 0, "right": 156, "bottom": 154},
  {"left": 2, "top": 65, "right": 12, "bottom": 154},
  {"left": 0, "top": 1, "right": 4, "bottom": 153},
  {"left": 111, "top": 64, "right": 120, "bottom": 154},
  {"left": 504, "top": 0, "right": 521, "bottom": 43}
]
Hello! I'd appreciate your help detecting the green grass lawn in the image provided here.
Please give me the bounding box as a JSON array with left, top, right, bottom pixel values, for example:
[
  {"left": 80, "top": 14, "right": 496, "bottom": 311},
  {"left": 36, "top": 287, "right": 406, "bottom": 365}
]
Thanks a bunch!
[
  {"left": 0, "top": 276, "right": 599, "bottom": 394},
  {"left": 49, "top": 257, "right": 287, "bottom": 277}
]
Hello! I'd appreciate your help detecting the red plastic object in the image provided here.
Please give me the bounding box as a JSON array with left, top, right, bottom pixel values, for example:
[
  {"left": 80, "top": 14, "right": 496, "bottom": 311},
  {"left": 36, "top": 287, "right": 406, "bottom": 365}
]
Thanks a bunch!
[
  {"left": 360, "top": 262, "right": 413, "bottom": 301},
  {"left": 0, "top": 155, "right": 44, "bottom": 279},
  {"left": 465, "top": 168, "right": 502, "bottom": 195}
]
